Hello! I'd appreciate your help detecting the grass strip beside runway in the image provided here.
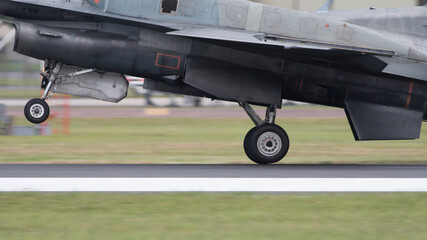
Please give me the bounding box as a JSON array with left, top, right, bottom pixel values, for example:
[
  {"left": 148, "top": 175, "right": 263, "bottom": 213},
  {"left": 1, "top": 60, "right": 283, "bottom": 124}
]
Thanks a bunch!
[
  {"left": 0, "top": 193, "right": 426, "bottom": 240},
  {"left": 1, "top": 118, "right": 427, "bottom": 163}
]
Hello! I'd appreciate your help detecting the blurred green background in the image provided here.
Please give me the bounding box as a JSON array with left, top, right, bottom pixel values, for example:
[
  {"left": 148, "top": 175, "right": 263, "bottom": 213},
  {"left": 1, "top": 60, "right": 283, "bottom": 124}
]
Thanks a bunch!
[
  {"left": 1, "top": 193, "right": 426, "bottom": 240},
  {"left": 1, "top": 116, "right": 427, "bottom": 164}
]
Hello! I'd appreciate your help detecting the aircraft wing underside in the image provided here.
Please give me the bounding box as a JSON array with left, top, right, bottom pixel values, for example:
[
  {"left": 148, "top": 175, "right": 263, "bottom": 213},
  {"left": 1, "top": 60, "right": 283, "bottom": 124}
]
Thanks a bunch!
[
  {"left": 168, "top": 28, "right": 427, "bottom": 82},
  {"left": 168, "top": 28, "right": 396, "bottom": 56}
]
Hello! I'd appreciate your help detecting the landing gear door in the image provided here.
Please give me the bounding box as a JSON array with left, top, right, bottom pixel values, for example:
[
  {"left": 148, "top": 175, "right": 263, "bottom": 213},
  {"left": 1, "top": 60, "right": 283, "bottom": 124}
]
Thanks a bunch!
[
  {"left": 54, "top": 65, "right": 129, "bottom": 103},
  {"left": 183, "top": 57, "right": 283, "bottom": 106}
]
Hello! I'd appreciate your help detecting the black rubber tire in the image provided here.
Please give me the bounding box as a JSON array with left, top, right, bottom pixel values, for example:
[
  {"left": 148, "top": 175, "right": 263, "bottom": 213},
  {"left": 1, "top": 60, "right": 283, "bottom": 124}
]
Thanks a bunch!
[
  {"left": 243, "top": 127, "right": 257, "bottom": 161},
  {"left": 245, "top": 124, "right": 290, "bottom": 164},
  {"left": 24, "top": 98, "right": 50, "bottom": 124}
]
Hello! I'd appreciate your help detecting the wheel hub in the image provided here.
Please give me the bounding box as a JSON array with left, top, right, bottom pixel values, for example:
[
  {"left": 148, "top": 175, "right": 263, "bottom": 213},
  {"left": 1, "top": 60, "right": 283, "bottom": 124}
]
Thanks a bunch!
[
  {"left": 257, "top": 132, "right": 282, "bottom": 157},
  {"left": 30, "top": 104, "right": 44, "bottom": 119}
]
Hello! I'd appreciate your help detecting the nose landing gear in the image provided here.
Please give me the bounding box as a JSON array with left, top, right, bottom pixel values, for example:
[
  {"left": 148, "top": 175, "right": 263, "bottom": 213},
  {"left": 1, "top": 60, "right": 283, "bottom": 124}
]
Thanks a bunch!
[
  {"left": 240, "top": 102, "right": 290, "bottom": 164},
  {"left": 24, "top": 61, "right": 62, "bottom": 124}
]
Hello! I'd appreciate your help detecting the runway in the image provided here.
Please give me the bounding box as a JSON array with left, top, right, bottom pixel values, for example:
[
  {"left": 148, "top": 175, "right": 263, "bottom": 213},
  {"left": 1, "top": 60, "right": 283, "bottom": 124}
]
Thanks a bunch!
[
  {"left": 1, "top": 164, "right": 426, "bottom": 192},
  {"left": 1, "top": 164, "right": 427, "bottom": 178}
]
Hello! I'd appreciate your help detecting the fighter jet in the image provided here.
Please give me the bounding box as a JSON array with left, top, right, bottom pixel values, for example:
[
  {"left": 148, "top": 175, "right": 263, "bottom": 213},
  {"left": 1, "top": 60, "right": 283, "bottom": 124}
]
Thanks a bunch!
[{"left": 0, "top": 0, "right": 426, "bottom": 164}]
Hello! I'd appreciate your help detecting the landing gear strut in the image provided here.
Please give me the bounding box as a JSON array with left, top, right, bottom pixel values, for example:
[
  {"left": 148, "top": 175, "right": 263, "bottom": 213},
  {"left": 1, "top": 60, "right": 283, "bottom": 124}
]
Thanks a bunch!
[{"left": 240, "top": 102, "right": 290, "bottom": 164}]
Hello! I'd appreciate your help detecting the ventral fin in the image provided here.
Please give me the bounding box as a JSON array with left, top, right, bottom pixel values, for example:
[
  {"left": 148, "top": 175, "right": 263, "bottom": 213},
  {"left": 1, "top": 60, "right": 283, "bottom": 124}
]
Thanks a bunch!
[{"left": 344, "top": 100, "right": 423, "bottom": 141}]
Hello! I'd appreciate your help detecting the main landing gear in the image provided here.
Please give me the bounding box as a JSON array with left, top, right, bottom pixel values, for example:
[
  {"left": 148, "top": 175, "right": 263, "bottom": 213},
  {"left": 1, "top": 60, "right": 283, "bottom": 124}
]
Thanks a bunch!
[{"left": 240, "top": 102, "right": 290, "bottom": 164}]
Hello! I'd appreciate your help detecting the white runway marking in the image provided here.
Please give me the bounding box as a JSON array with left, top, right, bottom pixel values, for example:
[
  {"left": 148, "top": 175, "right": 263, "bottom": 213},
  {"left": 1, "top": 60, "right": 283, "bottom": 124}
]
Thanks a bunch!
[{"left": 1, "top": 178, "right": 427, "bottom": 192}]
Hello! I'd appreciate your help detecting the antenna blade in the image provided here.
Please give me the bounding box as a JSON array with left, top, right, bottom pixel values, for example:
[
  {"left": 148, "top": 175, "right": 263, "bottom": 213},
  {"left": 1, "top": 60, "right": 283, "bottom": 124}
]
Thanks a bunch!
[{"left": 318, "top": 0, "right": 334, "bottom": 12}]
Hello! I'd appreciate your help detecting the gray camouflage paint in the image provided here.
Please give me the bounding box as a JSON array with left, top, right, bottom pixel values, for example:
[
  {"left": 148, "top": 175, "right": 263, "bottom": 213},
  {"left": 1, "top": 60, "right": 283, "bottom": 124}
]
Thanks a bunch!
[{"left": 4, "top": 0, "right": 426, "bottom": 61}]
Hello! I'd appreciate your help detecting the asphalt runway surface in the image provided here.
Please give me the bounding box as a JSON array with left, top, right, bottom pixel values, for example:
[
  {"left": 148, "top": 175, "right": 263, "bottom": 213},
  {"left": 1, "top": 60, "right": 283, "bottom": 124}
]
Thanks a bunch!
[
  {"left": 2, "top": 164, "right": 426, "bottom": 192},
  {"left": 1, "top": 164, "right": 426, "bottom": 178}
]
